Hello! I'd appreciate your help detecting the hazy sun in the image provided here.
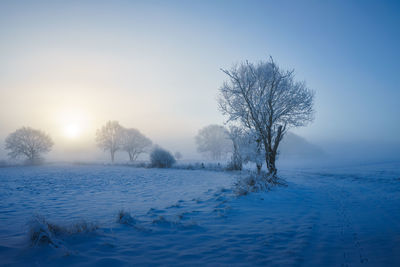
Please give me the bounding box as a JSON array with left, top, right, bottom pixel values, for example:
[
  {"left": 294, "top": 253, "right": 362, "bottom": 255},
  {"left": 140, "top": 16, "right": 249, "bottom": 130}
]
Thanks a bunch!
[
  {"left": 56, "top": 107, "right": 90, "bottom": 140},
  {"left": 64, "top": 123, "right": 81, "bottom": 139}
]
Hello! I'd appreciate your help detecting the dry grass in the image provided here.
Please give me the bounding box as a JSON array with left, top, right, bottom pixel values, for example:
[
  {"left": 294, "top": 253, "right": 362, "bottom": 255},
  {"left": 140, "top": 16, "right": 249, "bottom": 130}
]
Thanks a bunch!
[
  {"left": 234, "top": 171, "right": 287, "bottom": 196},
  {"left": 117, "top": 210, "right": 136, "bottom": 226},
  {"left": 29, "top": 215, "right": 98, "bottom": 247}
]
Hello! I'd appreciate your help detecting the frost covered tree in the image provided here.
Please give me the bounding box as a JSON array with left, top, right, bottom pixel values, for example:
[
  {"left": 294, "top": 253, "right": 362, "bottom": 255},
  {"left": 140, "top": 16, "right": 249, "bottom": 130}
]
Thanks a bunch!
[
  {"left": 240, "top": 130, "right": 264, "bottom": 174},
  {"left": 226, "top": 126, "right": 244, "bottom": 170},
  {"left": 219, "top": 57, "right": 314, "bottom": 175},
  {"left": 95, "top": 121, "right": 124, "bottom": 163},
  {"left": 121, "top": 128, "right": 152, "bottom": 162},
  {"left": 227, "top": 126, "right": 264, "bottom": 172},
  {"left": 195, "top": 124, "right": 232, "bottom": 160},
  {"left": 5, "top": 127, "right": 53, "bottom": 164}
]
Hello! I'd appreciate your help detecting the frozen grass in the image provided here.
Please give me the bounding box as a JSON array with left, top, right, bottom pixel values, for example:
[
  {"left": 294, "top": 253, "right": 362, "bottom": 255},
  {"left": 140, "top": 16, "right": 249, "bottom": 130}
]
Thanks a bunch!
[
  {"left": 119, "top": 161, "right": 230, "bottom": 172},
  {"left": 234, "top": 171, "right": 287, "bottom": 196},
  {"left": 174, "top": 162, "right": 226, "bottom": 171},
  {"left": 29, "top": 215, "right": 98, "bottom": 247},
  {"left": 116, "top": 210, "right": 136, "bottom": 226}
]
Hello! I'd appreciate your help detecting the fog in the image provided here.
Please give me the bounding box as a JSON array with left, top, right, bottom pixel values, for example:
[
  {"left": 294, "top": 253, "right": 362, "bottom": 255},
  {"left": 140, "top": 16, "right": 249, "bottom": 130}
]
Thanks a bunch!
[{"left": 1, "top": 1, "right": 399, "bottom": 165}]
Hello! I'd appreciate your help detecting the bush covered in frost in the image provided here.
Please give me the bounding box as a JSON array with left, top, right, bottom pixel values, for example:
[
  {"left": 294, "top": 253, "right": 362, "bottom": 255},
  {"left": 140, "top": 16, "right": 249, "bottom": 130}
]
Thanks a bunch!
[
  {"left": 28, "top": 215, "right": 98, "bottom": 247},
  {"left": 234, "top": 171, "right": 287, "bottom": 196},
  {"left": 150, "top": 148, "right": 176, "bottom": 168}
]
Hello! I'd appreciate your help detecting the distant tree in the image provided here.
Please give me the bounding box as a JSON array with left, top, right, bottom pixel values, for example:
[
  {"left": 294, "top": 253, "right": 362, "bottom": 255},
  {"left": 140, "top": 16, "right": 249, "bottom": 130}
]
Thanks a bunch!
[
  {"left": 5, "top": 127, "right": 53, "bottom": 164},
  {"left": 195, "top": 124, "right": 232, "bottom": 160},
  {"left": 174, "top": 151, "right": 182, "bottom": 160},
  {"left": 226, "top": 126, "right": 264, "bottom": 172},
  {"left": 150, "top": 147, "right": 176, "bottom": 168},
  {"left": 240, "top": 130, "right": 264, "bottom": 174},
  {"left": 96, "top": 121, "right": 124, "bottom": 163},
  {"left": 121, "top": 128, "right": 152, "bottom": 162},
  {"left": 226, "top": 126, "right": 244, "bottom": 170},
  {"left": 219, "top": 57, "right": 314, "bottom": 175}
]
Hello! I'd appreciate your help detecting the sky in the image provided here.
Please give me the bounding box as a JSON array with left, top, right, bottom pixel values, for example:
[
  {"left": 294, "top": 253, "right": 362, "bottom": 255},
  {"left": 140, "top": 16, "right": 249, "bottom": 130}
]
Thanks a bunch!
[{"left": 0, "top": 0, "right": 399, "bottom": 162}]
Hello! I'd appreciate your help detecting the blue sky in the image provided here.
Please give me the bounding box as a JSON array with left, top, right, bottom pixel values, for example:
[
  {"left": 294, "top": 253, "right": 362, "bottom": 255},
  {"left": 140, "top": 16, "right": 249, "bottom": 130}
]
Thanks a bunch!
[{"left": 0, "top": 0, "right": 399, "bottom": 160}]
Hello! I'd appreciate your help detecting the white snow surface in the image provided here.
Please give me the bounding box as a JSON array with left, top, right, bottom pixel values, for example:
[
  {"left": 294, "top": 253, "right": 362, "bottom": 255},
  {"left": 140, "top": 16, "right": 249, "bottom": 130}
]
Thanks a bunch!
[{"left": 0, "top": 162, "right": 399, "bottom": 266}]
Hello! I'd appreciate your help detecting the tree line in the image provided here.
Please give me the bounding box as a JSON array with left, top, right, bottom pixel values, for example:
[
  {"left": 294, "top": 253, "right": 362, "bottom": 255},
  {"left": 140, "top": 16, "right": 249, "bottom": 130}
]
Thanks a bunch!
[
  {"left": 95, "top": 121, "right": 152, "bottom": 163},
  {"left": 2, "top": 121, "right": 155, "bottom": 164},
  {"left": 3, "top": 57, "right": 314, "bottom": 174}
]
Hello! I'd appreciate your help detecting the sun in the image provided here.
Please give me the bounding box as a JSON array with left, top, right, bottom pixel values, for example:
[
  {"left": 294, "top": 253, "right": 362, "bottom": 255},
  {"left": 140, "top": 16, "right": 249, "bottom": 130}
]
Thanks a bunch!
[
  {"left": 56, "top": 108, "right": 90, "bottom": 140},
  {"left": 63, "top": 123, "right": 81, "bottom": 139}
]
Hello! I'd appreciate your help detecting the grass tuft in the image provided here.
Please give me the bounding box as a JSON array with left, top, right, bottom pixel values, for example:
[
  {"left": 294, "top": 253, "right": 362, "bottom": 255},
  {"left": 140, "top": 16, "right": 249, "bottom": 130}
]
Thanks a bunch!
[{"left": 28, "top": 215, "right": 98, "bottom": 247}]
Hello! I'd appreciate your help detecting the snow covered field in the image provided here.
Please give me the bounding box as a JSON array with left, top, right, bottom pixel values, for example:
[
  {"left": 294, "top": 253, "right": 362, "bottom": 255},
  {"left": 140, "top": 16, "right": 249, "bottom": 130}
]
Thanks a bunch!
[{"left": 0, "top": 162, "right": 399, "bottom": 266}]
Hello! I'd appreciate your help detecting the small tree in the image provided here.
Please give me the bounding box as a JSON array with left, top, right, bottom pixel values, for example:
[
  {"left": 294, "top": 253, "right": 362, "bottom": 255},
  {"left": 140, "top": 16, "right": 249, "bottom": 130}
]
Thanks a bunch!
[
  {"left": 5, "top": 127, "right": 53, "bottom": 164},
  {"left": 95, "top": 121, "right": 123, "bottom": 163},
  {"left": 121, "top": 128, "right": 152, "bottom": 162},
  {"left": 219, "top": 57, "right": 314, "bottom": 175},
  {"left": 240, "top": 130, "right": 264, "bottom": 174},
  {"left": 226, "top": 126, "right": 244, "bottom": 170},
  {"left": 150, "top": 147, "right": 176, "bottom": 168},
  {"left": 227, "top": 127, "right": 264, "bottom": 173},
  {"left": 195, "top": 124, "right": 232, "bottom": 160}
]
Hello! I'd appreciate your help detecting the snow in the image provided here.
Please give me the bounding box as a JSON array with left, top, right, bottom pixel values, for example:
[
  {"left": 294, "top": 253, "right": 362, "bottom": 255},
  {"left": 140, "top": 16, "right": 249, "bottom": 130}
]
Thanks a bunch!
[{"left": 0, "top": 162, "right": 399, "bottom": 266}]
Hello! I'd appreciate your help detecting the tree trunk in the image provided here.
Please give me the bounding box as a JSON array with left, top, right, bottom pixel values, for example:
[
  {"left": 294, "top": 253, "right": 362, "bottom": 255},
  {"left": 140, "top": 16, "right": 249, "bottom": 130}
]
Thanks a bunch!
[
  {"left": 266, "top": 125, "right": 283, "bottom": 176},
  {"left": 264, "top": 141, "right": 274, "bottom": 175},
  {"left": 266, "top": 153, "right": 277, "bottom": 176},
  {"left": 256, "top": 163, "right": 262, "bottom": 174},
  {"left": 230, "top": 143, "right": 242, "bottom": 170},
  {"left": 111, "top": 151, "right": 115, "bottom": 163},
  {"left": 265, "top": 152, "right": 276, "bottom": 175}
]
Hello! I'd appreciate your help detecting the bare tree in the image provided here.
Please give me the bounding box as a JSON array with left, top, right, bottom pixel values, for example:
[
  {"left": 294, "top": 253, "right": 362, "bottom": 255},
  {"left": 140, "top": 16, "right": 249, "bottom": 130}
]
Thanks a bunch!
[
  {"left": 195, "top": 124, "right": 232, "bottom": 161},
  {"left": 96, "top": 121, "right": 124, "bottom": 163},
  {"left": 121, "top": 128, "right": 152, "bottom": 162},
  {"left": 219, "top": 57, "right": 314, "bottom": 175},
  {"left": 5, "top": 127, "right": 53, "bottom": 164},
  {"left": 227, "top": 126, "right": 264, "bottom": 173},
  {"left": 240, "top": 129, "right": 264, "bottom": 174},
  {"left": 227, "top": 126, "right": 244, "bottom": 170}
]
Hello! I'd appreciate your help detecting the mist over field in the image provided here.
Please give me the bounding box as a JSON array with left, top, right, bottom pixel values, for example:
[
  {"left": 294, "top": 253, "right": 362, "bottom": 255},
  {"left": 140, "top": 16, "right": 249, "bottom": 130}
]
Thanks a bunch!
[{"left": 1, "top": 1, "right": 399, "bottom": 166}]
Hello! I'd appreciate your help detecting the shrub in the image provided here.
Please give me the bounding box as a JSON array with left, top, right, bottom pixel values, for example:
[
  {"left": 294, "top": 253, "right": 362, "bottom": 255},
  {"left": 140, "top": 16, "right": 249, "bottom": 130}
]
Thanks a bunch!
[
  {"left": 150, "top": 148, "right": 176, "bottom": 168},
  {"left": 234, "top": 171, "right": 287, "bottom": 196},
  {"left": 28, "top": 215, "right": 98, "bottom": 247}
]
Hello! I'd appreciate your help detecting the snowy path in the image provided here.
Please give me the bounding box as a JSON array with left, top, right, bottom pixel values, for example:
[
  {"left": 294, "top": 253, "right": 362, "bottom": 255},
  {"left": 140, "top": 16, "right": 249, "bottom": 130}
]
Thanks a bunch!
[
  {"left": 0, "top": 163, "right": 399, "bottom": 266},
  {"left": 281, "top": 164, "right": 400, "bottom": 266}
]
